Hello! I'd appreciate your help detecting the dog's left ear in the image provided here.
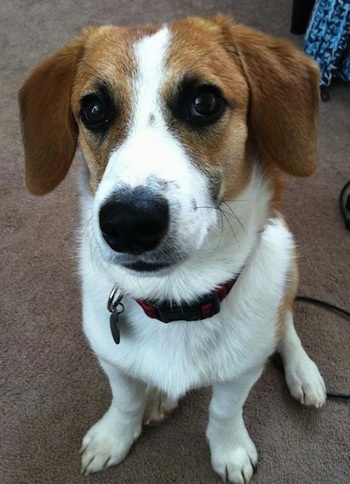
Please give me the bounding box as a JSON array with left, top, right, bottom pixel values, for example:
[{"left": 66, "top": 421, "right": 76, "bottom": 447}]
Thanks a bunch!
[
  {"left": 19, "top": 35, "right": 86, "bottom": 195},
  {"left": 215, "top": 16, "right": 319, "bottom": 177}
]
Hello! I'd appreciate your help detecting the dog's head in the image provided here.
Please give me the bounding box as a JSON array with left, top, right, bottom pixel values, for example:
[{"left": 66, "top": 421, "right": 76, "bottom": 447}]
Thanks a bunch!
[{"left": 19, "top": 16, "right": 319, "bottom": 273}]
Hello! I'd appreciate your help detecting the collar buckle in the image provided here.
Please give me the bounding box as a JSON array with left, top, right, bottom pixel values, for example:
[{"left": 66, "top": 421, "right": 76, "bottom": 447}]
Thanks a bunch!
[
  {"left": 156, "top": 290, "right": 221, "bottom": 323},
  {"left": 137, "top": 276, "right": 238, "bottom": 324}
]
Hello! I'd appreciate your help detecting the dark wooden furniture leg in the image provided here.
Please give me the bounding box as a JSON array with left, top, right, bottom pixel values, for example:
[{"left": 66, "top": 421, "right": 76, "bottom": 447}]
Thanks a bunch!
[{"left": 291, "top": 0, "right": 316, "bottom": 34}]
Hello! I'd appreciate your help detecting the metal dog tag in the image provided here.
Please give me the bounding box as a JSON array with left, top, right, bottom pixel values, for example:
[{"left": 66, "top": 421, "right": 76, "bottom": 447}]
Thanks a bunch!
[
  {"left": 110, "top": 310, "right": 121, "bottom": 345},
  {"left": 107, "top": 285, "right": 124, "bottom": 345}
]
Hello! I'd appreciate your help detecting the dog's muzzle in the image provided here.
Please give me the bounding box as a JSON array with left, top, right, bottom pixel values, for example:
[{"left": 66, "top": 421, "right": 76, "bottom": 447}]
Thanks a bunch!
[{"left": 99, "top": 186, "right": 169, "bottom": 255}]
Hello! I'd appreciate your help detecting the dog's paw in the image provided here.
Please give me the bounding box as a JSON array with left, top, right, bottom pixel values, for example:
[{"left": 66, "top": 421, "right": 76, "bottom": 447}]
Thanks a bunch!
[
  {"left": 210, "top": 437, "right": 257, "bottom": 484},
  {"left": 284, "top": 354, "right": 326, "bottom": 408},
  {"left": 143, "top": 387, "right": 178, "bottom": 426},
  {"left": 208, "top": 426, "right": 258, "bottom": 484},
  {"left": 80, "top": 405, "right": 141, "bottom": 476}
]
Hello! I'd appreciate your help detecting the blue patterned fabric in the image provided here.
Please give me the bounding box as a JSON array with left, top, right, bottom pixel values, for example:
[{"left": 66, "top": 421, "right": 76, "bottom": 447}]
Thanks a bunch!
[{"left": 304, "top": 0, "right": 350, "bottom": 87}]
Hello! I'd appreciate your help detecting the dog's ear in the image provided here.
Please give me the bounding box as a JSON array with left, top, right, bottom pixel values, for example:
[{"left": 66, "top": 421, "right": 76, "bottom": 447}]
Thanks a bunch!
[
  {"left": 215, "top": 16, "right": 319, "bottom": 177},
  {"left": 19, "top": 36, "right": 86, "bottom": 195}
]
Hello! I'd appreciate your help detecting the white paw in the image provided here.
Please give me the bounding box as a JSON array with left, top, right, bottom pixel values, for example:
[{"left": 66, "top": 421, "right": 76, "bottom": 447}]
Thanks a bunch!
[
  {"left": 80, "top": 405, "right": 141, "bottom": 476},
  {"left": 285, "top": 354, "right": 327, "bottom": 408},
  {"left": 143, "top": 387, "right": 178, "bottom": 425},
  {"left": 208, "top": 426, "right": 258, "bottom": 484}
]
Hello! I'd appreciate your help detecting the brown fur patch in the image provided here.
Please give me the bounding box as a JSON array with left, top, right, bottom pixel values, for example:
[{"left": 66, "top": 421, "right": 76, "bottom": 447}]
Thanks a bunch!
[
  {"left": 19, "top": 34, "right": 85, "bottom": 195},
  {"left": 227, "top": 19, "right": 319, "bottom": 178},
  {"left": 165, "top": 17, "right": 252, "bottom": 202},
  {"left": 275, "top": 246, "right": 300, "bottom": 343}
]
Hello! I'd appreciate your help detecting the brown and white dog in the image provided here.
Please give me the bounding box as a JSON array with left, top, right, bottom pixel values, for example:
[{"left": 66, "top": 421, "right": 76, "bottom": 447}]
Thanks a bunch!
[{"left": 19, "top": 15, "right": 326, "bottom": 483}]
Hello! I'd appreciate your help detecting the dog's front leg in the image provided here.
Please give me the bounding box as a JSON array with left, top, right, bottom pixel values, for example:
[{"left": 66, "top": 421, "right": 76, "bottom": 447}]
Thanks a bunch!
[
  {"left": 80, "top": 360, "right": 146, "bottom": 476},
  {"left": 278, "top": 310, "right": 326, "bottom": 407},
  {"left": 206, "top": 368, "right": 262, "bottom": 484}
]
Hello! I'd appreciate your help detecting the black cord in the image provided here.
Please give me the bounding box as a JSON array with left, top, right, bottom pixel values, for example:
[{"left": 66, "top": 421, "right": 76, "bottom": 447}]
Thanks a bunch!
[
  {"left": 295, "top": 296, "right": 350, "bottom": 400},
  {"left": 295, "top": 295, "right": 350, "bottom": 318},
  {"left": 339, "top": 180, "right": 350, "bottom": 231},
  {"left": 326, "top": 392, "right": 350, "bottom": 399}
]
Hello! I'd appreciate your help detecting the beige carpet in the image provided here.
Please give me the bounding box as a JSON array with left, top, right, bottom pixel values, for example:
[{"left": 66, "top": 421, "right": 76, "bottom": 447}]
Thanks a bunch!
[{"left": 1, "top": 0, "right": 349, "bottom": 482}]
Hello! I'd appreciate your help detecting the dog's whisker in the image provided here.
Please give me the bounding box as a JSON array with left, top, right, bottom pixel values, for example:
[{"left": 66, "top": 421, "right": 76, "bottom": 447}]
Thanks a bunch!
[
  {"left": 211, "top": 209, "right": 225, "bottom": 252},
  {"left": 222, "top": 202, "right": 246, "bottom": 236},
  {"left": 197, "top": 202, "right": 240, "bottom": 245},
  {"left": 220, "top": 209, "right": 239, "bottom": 246},
  {"left": 221, "top": 199, "right": 253, "bottom": 203},
  {"left": 196, "top": 205, "right": 245, "bottom": 243}
]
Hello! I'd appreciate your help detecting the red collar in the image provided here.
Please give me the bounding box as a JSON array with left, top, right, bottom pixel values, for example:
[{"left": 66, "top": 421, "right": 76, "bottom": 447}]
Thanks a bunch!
[{"left": 136, "top": 276, "right": 238, "bottom": 323}]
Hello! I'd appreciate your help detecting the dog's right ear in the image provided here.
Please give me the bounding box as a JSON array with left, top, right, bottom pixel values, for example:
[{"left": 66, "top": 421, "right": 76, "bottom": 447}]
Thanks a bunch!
[
  {"left": 210, "top": 15, "right": 319, "bottom": 178},
  {"left": 229, "top": 22, "right": 320, "bottom": 178},
  {"left": 19, "top": 36, "right": 86, "bottom": 195}
]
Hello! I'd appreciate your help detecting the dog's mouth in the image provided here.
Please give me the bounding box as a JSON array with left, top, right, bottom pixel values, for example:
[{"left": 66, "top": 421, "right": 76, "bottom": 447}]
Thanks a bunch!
[
  {"left": 98, "top": 238, "right": 190, "bottom": 274},
  {"left": 122, "top": 260, "right": 174, "bottom": 273}
]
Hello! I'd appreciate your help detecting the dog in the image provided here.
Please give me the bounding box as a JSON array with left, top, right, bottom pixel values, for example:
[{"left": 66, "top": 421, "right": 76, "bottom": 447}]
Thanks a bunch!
[{"left": 19, "top": 15, "right": 327, "bottom": 483}]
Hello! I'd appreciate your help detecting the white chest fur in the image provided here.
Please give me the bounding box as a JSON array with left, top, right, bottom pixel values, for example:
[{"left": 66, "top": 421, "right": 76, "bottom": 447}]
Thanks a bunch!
[{"left": 81, "top": 216, "right": 294, "bottom": 400}]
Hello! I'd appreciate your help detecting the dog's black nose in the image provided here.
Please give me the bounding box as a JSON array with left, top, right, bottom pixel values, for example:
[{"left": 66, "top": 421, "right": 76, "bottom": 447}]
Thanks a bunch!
[{"left": 99, "top": 187, "right": 169, "bottom": 254}]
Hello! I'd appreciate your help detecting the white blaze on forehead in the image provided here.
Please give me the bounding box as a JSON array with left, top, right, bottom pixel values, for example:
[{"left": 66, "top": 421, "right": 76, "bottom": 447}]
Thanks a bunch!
[
  {"left": 99, "top": 26, "right": 175, "bottom": 192},
  {"left": 132, "top": 26, "right": 170, "bottom": 128},
  {"left": 100, "top": 26, "right": 180, "bottom": 190}
]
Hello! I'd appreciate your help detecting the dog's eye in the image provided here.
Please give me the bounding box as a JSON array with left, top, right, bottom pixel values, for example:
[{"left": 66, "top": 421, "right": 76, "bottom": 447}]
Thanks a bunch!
[
  {"left": 188, "top": 87, "right": 227, "bottom": 126},
  {"left": 192, "top": 91, "right": 223, "bottom": 118},
  {"left": 83, "top": 98, "right": 107, "bottom": 125},
  {"left": 170, "top": 80, "right": 227, "bottom": 127},
  {"left": 80, "top": 94, "right": 113, "bottom": 132}
]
